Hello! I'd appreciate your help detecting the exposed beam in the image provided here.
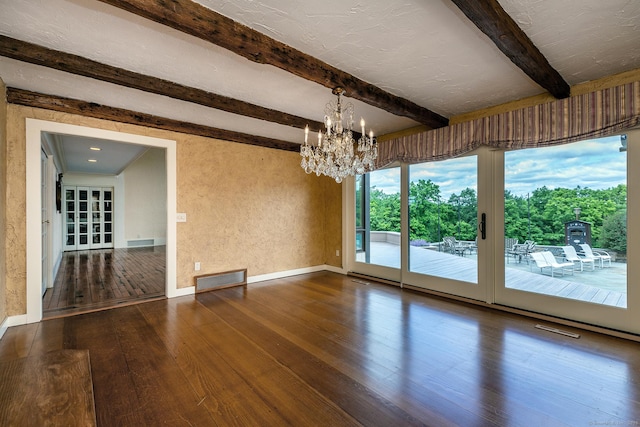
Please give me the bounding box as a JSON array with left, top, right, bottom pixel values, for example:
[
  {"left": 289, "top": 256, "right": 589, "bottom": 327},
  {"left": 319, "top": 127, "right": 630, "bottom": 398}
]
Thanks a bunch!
[
  {"left": 450, "top": 0, "right": 570, "bottom": 99},
  {"left": 6, "top": 88, "right": 300, "bottom": 152},
  {"left": 0, "top": 35, "right": 324, "bottom": 132},
  {"left": 96, "top": 0, "right": 449, "bottom": 129}
]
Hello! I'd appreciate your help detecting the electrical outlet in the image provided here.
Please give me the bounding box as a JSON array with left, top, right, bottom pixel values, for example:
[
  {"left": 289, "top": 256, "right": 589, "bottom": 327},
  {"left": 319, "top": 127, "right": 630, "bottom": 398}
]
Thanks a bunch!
[
  {"left": 195, "top": 262, "right": 201, "bottom": 271},
  {"left": 176, "top": 212, "right": 187, "bottom": 222},
  {"left": 336, "top": 250, "right": 340, "bottom": 257}
]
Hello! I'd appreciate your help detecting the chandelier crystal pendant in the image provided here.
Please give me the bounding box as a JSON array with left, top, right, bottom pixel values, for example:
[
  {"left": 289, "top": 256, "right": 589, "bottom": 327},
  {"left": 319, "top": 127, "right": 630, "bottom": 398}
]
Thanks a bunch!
[{"left": 300, "top": 87, "right": 377, "bottom": 183}]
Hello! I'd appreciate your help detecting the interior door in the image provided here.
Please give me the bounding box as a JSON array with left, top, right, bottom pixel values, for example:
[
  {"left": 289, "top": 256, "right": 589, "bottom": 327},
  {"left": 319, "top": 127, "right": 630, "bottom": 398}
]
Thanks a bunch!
[
  {"left": 41, "top": 149, "right": 49, "bottom": 296},
  {"left": 64, "top": 186, "right": 115, "bottom": 251}
]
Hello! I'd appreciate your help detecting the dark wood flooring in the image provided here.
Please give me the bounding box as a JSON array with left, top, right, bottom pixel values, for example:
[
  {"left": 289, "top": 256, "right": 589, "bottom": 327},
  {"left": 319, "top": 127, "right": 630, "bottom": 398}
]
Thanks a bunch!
[
  {"left": 0, "top": 350, "right": 96, "bottom": 425},
  {"left": 43, "top": 246, "right": 166, "bottom": 318},
  {"left": 3, "top": 271, "right": 640, "bottom": 426}
]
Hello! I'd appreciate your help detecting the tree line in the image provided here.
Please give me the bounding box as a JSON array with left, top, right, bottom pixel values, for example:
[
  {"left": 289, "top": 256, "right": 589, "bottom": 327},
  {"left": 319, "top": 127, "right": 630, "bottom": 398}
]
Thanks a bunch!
[{"left": 368, "top": 179, "right": 627, "bottom": 253}]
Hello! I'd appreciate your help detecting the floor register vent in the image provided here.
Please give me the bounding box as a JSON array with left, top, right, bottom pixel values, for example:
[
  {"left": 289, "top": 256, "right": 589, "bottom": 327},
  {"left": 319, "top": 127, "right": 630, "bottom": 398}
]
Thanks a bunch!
[{"left": 195, "top": 268, "right": 247, "bottom": 293}]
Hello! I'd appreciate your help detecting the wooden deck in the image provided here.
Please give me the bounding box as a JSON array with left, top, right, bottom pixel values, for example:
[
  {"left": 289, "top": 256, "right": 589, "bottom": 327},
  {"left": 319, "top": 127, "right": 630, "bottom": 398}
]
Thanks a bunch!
[{"left": 363, "top": 243, "right": 627, "bottom": 308}]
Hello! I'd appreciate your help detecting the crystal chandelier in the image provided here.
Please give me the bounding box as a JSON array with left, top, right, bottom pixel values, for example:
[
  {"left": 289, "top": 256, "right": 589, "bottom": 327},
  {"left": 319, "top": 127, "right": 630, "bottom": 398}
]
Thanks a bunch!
[{"left": 300, "top": 88, "right": 377, "bottom": 183}]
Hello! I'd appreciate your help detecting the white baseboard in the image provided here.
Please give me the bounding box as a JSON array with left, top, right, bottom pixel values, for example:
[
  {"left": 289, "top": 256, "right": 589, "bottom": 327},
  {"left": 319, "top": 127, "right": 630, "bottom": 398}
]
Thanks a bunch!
[
  {"left": 168, "top": 285, "right": 195, "bottom": 298},
  {"left": 248, "top": 264, "right": 346, "bottom": 284},
  {"left": 0, "top": 317, "right": 8, "bottom": 340}
]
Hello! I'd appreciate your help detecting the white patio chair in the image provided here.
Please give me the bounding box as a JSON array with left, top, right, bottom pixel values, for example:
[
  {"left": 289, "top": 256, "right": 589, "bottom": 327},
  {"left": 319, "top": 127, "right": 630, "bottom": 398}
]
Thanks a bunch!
[
  {"left": 530, "top": 252, "right": 551, "bottom": 275},
  {"left": 579, "top": 244, "right": 612, "bottom": 268},
  {"left": 540, "top": 251, "right": 574, "bottom": 277},
  {"left": 561, "top": 245, "right": 595, "bottom": 272}
]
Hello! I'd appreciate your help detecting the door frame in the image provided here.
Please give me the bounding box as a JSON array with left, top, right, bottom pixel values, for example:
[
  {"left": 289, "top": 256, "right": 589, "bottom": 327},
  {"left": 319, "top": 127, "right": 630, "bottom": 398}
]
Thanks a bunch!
[{"left": 26, "top": 119, "right": 180, "bottom": 323}]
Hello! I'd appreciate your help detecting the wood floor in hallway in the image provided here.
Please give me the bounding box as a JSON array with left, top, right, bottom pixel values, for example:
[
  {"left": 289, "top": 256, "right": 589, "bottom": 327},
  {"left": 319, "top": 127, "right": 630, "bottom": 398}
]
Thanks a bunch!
[
  {"left": 43, "top": 246, "right": 165, "bottom": 318},
  {"left": 3, "top": 271, "right": 639, "bottom": 426}
]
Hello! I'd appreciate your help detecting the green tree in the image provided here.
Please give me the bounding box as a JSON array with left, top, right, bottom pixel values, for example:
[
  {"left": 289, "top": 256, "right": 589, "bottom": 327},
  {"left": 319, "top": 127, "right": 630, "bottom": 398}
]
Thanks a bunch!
[
  {"left": 408, "top": 179, "right": 442, "bottom": 242},
  {"left": 600, "top": 210, "right": 627, "bottom": 254},
  {"left": 369, "top": 188, "right": 400, "bottom": 232}
]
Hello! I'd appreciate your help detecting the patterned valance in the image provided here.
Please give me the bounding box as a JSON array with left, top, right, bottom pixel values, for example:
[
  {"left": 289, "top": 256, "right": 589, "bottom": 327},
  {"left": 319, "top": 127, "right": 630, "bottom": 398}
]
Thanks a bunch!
[{"left": 377, "top": 81, "right": 640, "bottom": 168}]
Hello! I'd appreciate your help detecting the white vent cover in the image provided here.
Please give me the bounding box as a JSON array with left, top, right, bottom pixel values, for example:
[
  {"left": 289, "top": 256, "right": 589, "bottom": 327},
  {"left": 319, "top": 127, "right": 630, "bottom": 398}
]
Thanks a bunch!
[
  {"left": 127, "top": 239, "right": 154, "bottom": 247},
  {"left": 195, "top": 269, "right": 247, "bottom": 293}
]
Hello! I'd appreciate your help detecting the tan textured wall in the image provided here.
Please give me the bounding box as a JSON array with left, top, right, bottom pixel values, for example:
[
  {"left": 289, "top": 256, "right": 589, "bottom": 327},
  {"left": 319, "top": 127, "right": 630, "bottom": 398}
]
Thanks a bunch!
[
  {"left": 5, "top": 106, "right": 27, "bottom": 316},
  {"left": 4, "top": 105, "right": 342, "bottom": 315},
  {"left": 176, "top": 134, "right": 338, "bottom": 285},
  {"left": 0, "top": 80, "right": 7, "bottom": 323}
]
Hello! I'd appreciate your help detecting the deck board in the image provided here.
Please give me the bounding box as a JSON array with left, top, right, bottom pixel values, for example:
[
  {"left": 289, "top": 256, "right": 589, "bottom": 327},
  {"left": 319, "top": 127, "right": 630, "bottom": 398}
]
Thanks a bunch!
[{"left": 366, "top": 243, "right": 627, "bottom": 308}]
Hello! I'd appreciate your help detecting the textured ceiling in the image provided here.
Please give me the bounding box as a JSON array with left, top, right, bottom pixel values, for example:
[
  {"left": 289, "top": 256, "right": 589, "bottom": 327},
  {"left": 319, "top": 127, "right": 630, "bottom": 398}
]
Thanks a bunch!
[{"left": 1, "top": 0, "right": 640, "bottom": 171}]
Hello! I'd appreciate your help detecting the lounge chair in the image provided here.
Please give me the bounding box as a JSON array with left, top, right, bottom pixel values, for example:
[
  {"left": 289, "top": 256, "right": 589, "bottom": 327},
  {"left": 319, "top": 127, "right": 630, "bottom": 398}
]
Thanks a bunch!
[
  {"left": 507, "top": 240, "right": 535, "bottom": 264},
  {"left": 443, "top": 236, "right": 466, "bottom": 256},
  {"left": 579, "top": 244, "right": 612, "bottom": 268},
  {"left": 561, "top": 245, "right": 595, "bottom": 272},
  {"left": 530, "top": 251, "right": 574, "bottom": 277},
  {"left": 505, "top": 238, "right": 519, "bottom": 263}
]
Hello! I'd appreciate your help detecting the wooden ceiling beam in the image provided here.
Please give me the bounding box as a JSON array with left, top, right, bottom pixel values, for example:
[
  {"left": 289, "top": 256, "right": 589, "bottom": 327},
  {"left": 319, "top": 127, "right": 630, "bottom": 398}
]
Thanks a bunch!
[
  {"left": 96, "top": 0, "right": 449, "bottom": 129},
  {"left": 0, "top": 35, "right": 324, "bottom": 132},
  {"left": 450, "top": 0, "right": 570, "bottom": 99},
  {"left": 7, "top": 88, "right": 300, "bottom": 152}
]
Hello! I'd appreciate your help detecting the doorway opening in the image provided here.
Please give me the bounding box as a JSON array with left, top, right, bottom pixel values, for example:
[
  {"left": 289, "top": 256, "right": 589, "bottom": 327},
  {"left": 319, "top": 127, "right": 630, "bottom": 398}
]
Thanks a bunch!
[{"left": 26, "top": 119, "right": 178, "bottom": 323}]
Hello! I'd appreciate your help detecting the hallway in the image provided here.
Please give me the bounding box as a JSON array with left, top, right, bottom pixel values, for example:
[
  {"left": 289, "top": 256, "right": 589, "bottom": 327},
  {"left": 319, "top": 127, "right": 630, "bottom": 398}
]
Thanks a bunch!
[{"left": 43, "top": 246, "right": 165, "bottom": 318}]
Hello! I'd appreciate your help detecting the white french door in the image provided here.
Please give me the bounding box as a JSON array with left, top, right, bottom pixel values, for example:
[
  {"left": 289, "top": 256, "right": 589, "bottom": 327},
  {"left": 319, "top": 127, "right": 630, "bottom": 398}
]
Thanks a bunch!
[
  {"left": 347, "top": 131, "right": 640, "bottom": 334},
  {"left": 41, "top": 149, "right": 49, "bottom": 296},
  {"left": 63, "top": 185, "right": 114, "bottom": 251}
]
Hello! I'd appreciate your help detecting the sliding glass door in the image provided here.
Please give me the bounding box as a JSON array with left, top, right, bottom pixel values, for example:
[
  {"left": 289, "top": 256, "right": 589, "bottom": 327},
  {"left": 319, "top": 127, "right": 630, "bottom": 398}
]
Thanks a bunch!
[
  {"left": 348, "top": 148, "right": 491, "bottom": 300},
  {"left": 403, "top": 152, "right": 489, "bottom": 301},
  {"left": 495, "top": 132, "right": 639, "bottom": 333},
  {"left": 347, "top": 130, "right": 640, "bottom": 334}
]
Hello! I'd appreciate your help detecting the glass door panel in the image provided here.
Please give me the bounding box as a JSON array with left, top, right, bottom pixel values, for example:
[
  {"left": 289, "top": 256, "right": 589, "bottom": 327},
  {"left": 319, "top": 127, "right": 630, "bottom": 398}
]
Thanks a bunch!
[
  {"left": 355, "top": 167, "right": 401, "bottom": 269},
  {"left": 496, "top": 133, "right": 638, "bottom": 334},
  {"left": 63, "top": 187, "right": 76, "bottom": 250},
  {"left": 350, "top": 166, "right": 402, "bottom": 282},
  {"left": 103, "top": 190, "right": 113, "bottom": 245},
  {"left": 77, "top": 188, "right": 90, "bottom": 250},
  {"left": 503, "top": 136, "right": 626, "bottom": 306},
  {"left": 403, "top": 152, "right": 488, "bottom": 302},
  {"left": 408, "top": 156, "right": 478, "bottom": 284}
]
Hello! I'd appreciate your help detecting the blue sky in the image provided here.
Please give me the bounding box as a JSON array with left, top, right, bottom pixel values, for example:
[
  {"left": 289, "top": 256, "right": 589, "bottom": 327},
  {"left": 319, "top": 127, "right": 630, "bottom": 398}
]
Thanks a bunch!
[{"left": 370, "top": 135, "right": 626, "bottom": 199}]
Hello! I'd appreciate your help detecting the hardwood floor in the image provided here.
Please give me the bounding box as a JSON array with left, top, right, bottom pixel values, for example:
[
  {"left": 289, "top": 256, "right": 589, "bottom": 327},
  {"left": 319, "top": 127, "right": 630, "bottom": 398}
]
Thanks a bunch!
[
  {"left": 43, "top": 246, "right": 166, "bottom": 318},
  {"left": 2, "top": 271, "right": 640, "bottom": 426}
]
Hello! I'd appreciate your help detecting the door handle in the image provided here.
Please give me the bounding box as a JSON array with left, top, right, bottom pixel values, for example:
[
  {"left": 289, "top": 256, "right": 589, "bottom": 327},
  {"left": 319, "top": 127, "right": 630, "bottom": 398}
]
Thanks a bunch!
[{"left": 479, "top": 213, "right": 486, "bottom": 240}]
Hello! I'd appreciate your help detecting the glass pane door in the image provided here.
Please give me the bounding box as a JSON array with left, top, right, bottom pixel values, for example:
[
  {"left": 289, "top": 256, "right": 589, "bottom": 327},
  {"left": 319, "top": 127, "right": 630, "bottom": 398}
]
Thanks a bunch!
[
  {"left": 104, "top": 190, "right": 113, "bottom": 245},
  {"left": 403, "top": 152, "right": 488, "bottom": 301},
  {"left": 77, "top": 187, "right": 90, "bottom": 250},
  {"left": 64, "top": 187, "right": 76, "bottom": 250},
  {"left": 496, "top": 134, "right": 636, "bottom": 333},
  {"left": 351, "top": 166, "right": 402, "bottom": 281}
]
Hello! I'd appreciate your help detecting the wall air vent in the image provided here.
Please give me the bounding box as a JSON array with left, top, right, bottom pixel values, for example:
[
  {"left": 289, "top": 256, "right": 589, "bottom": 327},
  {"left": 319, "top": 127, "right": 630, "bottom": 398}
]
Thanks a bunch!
[
  {"left": 195, "top": 269, "right": 247, "bottom": 293},
  {"left": 127, "top": 239, "right": 154, "bottom": 247}
]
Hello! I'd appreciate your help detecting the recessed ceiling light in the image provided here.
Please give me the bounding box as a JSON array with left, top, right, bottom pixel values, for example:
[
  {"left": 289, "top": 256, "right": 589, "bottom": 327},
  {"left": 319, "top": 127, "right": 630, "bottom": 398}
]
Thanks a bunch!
[
  {"left": 90, "top": 147, "right": 101, "bottom": 151},
  {"left": 88, "top": 159, "right": 97, "bottom": 163}
]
